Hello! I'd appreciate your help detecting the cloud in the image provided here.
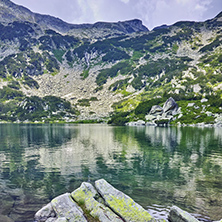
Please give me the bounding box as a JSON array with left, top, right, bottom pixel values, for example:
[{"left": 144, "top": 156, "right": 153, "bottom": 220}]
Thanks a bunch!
[
  {"left": 133, "top": 0, "right": 214, "bottom": 29},
  {"left": 72, "top": 0, "right": 135, "bottom": 24},
  {"left": 120, "top": 0, "right": 130, "bottom": 3}
]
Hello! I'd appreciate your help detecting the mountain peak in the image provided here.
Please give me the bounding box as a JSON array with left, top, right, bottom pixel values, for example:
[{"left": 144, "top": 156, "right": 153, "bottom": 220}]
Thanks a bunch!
[
  {"left": 216, "top": 11, "right": 222, "bottom": 18},
  {"left": 0, "top": 0, "right": 148, "bottom": 34},
  {"left": 92, "top": 19, "right": 148, "bottom": 33}
]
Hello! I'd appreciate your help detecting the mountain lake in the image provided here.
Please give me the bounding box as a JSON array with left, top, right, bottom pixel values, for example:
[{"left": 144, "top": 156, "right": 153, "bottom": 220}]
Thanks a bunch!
[{"left": 0, "top": 123, "right": 222, "bottom": 222}]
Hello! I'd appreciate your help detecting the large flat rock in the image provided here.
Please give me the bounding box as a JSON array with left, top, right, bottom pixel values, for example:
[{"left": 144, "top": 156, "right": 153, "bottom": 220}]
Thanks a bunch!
[
  {"left": 72, "top": 182, "right": 123, "bottom": 222},
  {"left": 51, "top": 193, "right": 87, "bottom": 222},
  {"left": 95, "top": 179, "right": 156, "bottom": 222}
]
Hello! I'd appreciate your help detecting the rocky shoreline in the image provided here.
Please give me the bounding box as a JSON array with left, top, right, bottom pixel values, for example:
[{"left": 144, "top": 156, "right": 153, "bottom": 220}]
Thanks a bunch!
[
  {"left": 34, "top": 179, "right": 221, "bottom": 222},
  {"left": 126, "top": 120, "right": 222, "bottom": 128},
  {"left": 126, "top": 97, "right": 222, "bottom": 127}
]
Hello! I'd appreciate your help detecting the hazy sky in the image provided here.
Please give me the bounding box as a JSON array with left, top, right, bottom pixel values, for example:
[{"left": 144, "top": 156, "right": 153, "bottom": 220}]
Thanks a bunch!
[{"left": 11, "top": 0, "right": 222, "bottom": 30}]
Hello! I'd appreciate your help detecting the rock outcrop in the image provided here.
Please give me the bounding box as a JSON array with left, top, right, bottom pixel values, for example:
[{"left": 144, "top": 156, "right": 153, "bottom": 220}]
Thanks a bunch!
[
  {"left": 95, "top": 179, "right": 153, "bottom": 222},
  {"left": 168, "top": 206, "right": 199, "bottom": 222},
  {"left": 35, "top": 193, "right": 87, "bottom": 222},
  {"left": 35, "top": 179, "right": 205, "bottom": 222},
  {"left": 145, "top": 97, "right": 179, "bottom": 126},
  {"left": 35, "top": 179, "right": 160, "bottom": 222},
  {"left": 72, "top": 182, "right": 123, "bottom": 222},
  {"left": 163, "top": 97, "right": 178, "bottom": 115}
]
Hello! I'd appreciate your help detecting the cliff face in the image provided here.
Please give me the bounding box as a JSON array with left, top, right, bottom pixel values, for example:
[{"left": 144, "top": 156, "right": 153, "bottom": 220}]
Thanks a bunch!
[{"left": 0, "top": 0, "right": 221, "bottom": 123}]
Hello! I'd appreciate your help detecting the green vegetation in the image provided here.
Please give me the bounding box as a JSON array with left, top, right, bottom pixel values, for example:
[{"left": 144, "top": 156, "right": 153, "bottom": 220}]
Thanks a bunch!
[
  {"left": 171, "top": 99, "right": 216, "bottom": 124},
  {"left": 131, "top": 57, "right": 191, "bottom": 90},
  {"left": 39, "top": 29, "right": 80, "bottom": 51},
  {"left": 65, "top": 50, "right": 74, "bottom": 66},
  {"left": 53, "top": 49, "right": 65, "bottom": 63},
  {"left": 102, "top": 48, "right": 130, "bottom": 62},
  {"left": 8, "top": 81, "right": 20, "bottom": 90},
  {"left": 0, "top": 86, "right": 24, "bottom": 101},
  {"left": 134, "top": 97, "right": 165, "bottom": 119},
  {"left": 77, "top": 97, "right": 99, "bottom": 107},
  {"left": 73, "top": 119, "right": 103, "bottom": 124},
  {"left": 77, "top": 99, "right": 90, "bottom": 107},
  {"left": 14, "top": 95, "right": 78, "bottom": 122},
  {"left": 108, "top": 90, "right": 222, "bottom": 125},
  {"left": 23, "top": 75, "right": 39, "bottom": 89},
  {"left": 109, "top": 78, "right": 130, "bottom": 92},
  {"left": 199, "top": 35, "right": 222, "bottom": 52},
  {"left": 0, "top": 92, "right": 78, "bottom": 122},
  {"left": 81, "top": 69, "right": 90, "bottom": 79},
  {"left": 0, "top": 21, "right": 35, "bottom": 41},
  {"left": 96, "top": 61, "right": 132, "bottom": 86},
  {"left": 108, "top": 112, "right": 130, "bottom": 126},
  {"left": 43, "top": 52, "right": 60, "bottom": 73},
  {"left": 75, "top": 199, "right": 100, "bottom": 222}
]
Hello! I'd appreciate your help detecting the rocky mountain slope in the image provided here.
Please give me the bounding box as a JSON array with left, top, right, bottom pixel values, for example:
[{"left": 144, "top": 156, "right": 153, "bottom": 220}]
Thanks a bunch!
[{"left": 0, "top": 0, "right": 221, "bottom": 124}]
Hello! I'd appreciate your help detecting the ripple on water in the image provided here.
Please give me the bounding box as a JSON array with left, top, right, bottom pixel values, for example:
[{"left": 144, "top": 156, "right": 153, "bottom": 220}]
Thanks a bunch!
[{"left": 147, "top": 204, "right": 170, "bottom": 221}]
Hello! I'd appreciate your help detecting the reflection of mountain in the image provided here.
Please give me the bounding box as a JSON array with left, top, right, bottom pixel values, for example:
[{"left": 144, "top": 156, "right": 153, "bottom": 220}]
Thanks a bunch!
[
  {"left": 37, "top": 125, "right": 142, "bottom": 175},
  {"left": 0, "top": 124, "right": 222, "bottom": 221},
  {"left": 144, "top": 126, "right": 181, "bottom": 152},
  {"left": 142, "top": 126, "right": 222, "bottom": 220}
]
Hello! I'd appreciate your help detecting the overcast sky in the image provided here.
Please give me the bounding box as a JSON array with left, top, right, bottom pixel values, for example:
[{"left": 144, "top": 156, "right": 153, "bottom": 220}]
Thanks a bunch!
[{"left": 11, "top": 0, "right": 222, "bottom": 30}]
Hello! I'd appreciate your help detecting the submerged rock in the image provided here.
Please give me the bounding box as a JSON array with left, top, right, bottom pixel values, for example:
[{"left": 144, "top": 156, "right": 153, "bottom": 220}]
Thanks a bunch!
[
  {"left": 0, "top": 214, "right": 14, "bottom": 222},
  {"left": 168, "top": 206, "right": 199, "bottom": 222},
  {"left": 95, "top": 178, "right": 155, "bottom": 222}
]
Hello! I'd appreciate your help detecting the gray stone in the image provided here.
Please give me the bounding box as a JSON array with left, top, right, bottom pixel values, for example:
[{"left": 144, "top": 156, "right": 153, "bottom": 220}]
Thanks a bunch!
[
  {"left": 193, "top": 84, "right": 201, "bottom": 93},
  {"left": 35, "top": 203, "right": 56, "bottom": 222},
  {"left": 145, "top": 114, "right": 156, "bottom": 121},
  {"left": 46, "top": 218, "right": 57, "bottom": 222},
  {"left": 168, "top": 206, "right": 199, "bottom": 222},
  {"left": 206, "top": 111, "right": 213, "bottom": 116},
  {"left": 51, "top": 193, "right": 87, "bottom": 222},
  {"left": 95, "top": 179, "right": 155, "bottom": 222},
  {"left": 149, "top": 105, "right": 163, "bottom": 116},
  {"left": 55, "top": 218, "right": 67, "bottom": 222},
  {"left": 178, "top": 114, "right": 183, "bottom": 119},
  {"left": 136, "top": 120, "right": 146, "bottom": 125},
  {"left": 163, "top": 97, "right": 178, "bottom": 115},
  {"left": 187, "top": 103, "right": 195, "bottom": 107},
  {"left": 0, "top": 214, "right": 14, "bottom": 222},
  {"left": 72, "top": 182, "right": 123, "bottom": 222},
  {"left": 201, "top": 98, "right": 208, "bottom": 103}
]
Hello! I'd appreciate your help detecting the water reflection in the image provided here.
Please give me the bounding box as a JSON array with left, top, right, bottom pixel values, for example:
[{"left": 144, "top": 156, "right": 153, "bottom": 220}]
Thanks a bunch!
[{"left": 0, "top": 124, "right": 222, "bottom": 222}]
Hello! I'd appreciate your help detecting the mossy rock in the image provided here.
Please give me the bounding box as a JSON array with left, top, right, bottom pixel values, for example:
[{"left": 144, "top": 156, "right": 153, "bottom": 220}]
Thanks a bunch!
[
  {"left": 95, "top": 179, "right": 157, "bottom": 222},
  {"left": 71, "top": 182, "right": 122, "bottom": 222}
]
